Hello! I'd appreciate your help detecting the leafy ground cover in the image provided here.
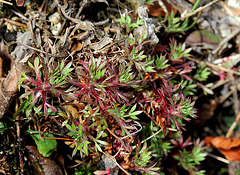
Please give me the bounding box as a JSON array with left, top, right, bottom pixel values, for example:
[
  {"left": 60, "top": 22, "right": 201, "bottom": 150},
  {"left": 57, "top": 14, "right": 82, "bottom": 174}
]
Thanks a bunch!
[{"left": 0, "top": 0, "right": 240, "bottom": 174}]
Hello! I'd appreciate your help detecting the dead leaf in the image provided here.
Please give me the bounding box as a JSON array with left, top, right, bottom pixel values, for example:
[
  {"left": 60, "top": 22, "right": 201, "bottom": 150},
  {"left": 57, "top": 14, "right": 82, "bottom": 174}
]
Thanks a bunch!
[
  {"left": 205, "top": 136, "right": 240, "bottom": 162},
  {"left": 147, "top": 1, "right": 165, "bottom": 17},
  {"left": 89, "top": 36, "right": 113, "bottom": 51},
  {"left": 219, "top": 147, "right": 240, "bottom": 162},
  {"left": 15, "top": 0, "right": 25, "bottom": 6},
  {"left": 186, "top": 30, "right": 221, "bottom": 45},
  {"left": 11, "top": 31, "right": 34, "bottom": 63},
  {"left": 71, "top": 42, "right": 83, "bottom": 54},
  {"left": 147, "top": 0, "right": 177, "bottom": 16},
  {"left": 212, "top": 137, "right": 240, "bottom": 149}
]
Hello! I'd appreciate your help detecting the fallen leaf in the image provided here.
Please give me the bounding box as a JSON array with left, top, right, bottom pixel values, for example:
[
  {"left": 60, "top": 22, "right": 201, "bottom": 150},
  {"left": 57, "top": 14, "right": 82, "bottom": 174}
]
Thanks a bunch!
[
  {"left": 205, "top": 136, "right": 240, "bottom": 162},
  {"left": 147, "top": 0, "right": 177, "bottom": 16},
  {"left": 212, "top": 137, "right": 240, "bottom": 149},
  {"left": 147, "top": 1, "right": 165, "bottom": 16},
  {"left": 15, "top": 0, "right": 25, "bottom": 6},
  {"left": 186, "top": 30, "right": 221, "bottom": 45},
  {"left": 219, "top": 147, "right": 240, "bottom": 162},
  {"left": 11, "top": 31, "right": 34, "bottom": 63}
]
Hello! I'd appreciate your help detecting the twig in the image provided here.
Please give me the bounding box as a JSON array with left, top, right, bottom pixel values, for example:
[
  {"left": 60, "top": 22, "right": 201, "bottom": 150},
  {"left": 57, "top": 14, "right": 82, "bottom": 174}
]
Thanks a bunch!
[
  {"left": 93, "top": 19, "right": 110, "bottom": 26},
  {"left": 212, "top": 28, "right": 240, "bottom": 55},
  {"left": 0, "top": 0, "right": 12, "bottom": 5},
  {"left": 180, "top": 0, "right": 219, "bottom": 20},
  {"left": 141, "top": 128, "right": 163, "bottom": 144},
  {"left": 187, "top": 57, "right": 240, "bottom": 76},
  {"left": 104, "top": 123, "right": 130, "bottom": 153},
  {"left": 96, "top": 38, "right": 126, "bottom": 53},
  {"left": 101, "top": 151, "right": 130, "bottom": 175},
  {"left": 207, "top": 153, "right": 230, "bottom": 164},
  {"left": 219, "top": 89, "right": 234, "bottom": 104},
  {"left": 226, "top": 113, "right": 240, "bottom": 138},
  {"left": 3, "top": 18, "right": 28, "bottom": 28},
  {"left": 54, "top": 0, "right": 80, "bottom": 23},
  {"left": 143, "top": 109, "right": 158, "bottom": 126},
  {"left": 15, "top": 99, "right": 24, "bottom": 174},
  {"left": 232, "top": 79, "right": 240, "bottom": 116},
  {"left": 10, "top": 9, "right": 28, "bottom": 21},
  {"left": 226, "top": 76, "right": 240, "bottom": 138},
  {"left": 8, "top": 41, "right": 57, "bottom": 58},
  {"left": 210, "top": 78, "right": 232, "bottom": 91},
  {"left": 132, "top": 128, "right": 163, "bottom": 150},
  {"left": 75, "top": 0, "right": 88, "bottom": 19}
]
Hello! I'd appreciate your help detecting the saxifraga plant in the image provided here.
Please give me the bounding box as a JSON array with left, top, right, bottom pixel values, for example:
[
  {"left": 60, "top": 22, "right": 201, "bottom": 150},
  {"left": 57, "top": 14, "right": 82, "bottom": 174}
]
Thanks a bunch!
[
  {"left": 17, "top": 16, "right": 207, "bottom": 175},
  {"left": 19, "top": 55, "right": 74, "bottom": 116}
]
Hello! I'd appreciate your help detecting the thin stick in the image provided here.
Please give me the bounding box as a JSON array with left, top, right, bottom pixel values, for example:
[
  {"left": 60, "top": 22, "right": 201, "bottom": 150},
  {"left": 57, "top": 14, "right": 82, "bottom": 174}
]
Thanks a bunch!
[
  {"left": 0, "top": 0, "right": 13, "bottom": 5},
  {"left": 207, "top": 153, "right": 230, "bottom": 164},
  {"left": 143, "top": 110, "right": 158, "bottom": 126},
  {"left": 187, "top": 57, "right": 240, "bottom": 76},
  {"left": 3, "top": 18, "right": 28, "bottom": 28},
  {"left": 132, "top": 128, "right": 163, "bottom": 150},
  {"left": 101, "top": 151, "right": 130, "bottom": 175},
  {"left": 226, "top": 113, "right": 240, "bottom": 138},
  {"left": 104, "top": 123, "right": 130, "bottom": 153},
  {"left": 180, "top": 0, "right": 219, "bottom": 20},
  {"left": 8, "top": 41, "right": 57, "bottom": 58},
  {"left": 212, "top": 28, "right": 240, "bottom": 55},
  {"left": 141, "top": 128, "right": 163, "bottom": 144}
]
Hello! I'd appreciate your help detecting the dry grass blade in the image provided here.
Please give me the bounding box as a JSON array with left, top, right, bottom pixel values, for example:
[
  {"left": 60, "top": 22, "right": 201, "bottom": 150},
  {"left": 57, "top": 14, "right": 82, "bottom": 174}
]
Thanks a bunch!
[
  {"left": 180, "top": 0, "right": 219, "bottom": 20},
  {"left": 0, "top": 0, "right": 12, "bottom": 5}
]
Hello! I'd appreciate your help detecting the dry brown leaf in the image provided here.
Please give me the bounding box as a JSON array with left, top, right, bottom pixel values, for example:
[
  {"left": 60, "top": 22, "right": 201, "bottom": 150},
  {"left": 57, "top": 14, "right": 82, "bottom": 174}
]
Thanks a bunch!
[
  {"left": 147, "top": 1, "right": 165, "bottom": 17},
  {"left": 15, "top": 0, "right": 25, "bottom": 6},
  {"left": 147, "top": 0, "right": 177, "bottom": 16},
  {"left": 89, "top": 36, "right": 113, "bottom": 51},
  {"left": 205, "top": 136, "right": 240, "bottom": 162},
  {"left": 219, "top": 147, "right": 240, "bottom": 162},
  {"left": 11, "top": 31, "right": 34, "bottom": 63}
]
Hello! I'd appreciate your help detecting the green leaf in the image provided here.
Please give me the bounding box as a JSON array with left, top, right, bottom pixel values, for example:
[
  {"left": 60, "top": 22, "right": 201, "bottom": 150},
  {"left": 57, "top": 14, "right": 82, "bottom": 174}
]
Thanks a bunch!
[
  {"left": 126, "top": 16, "right": 131, "bottom": 24},
  {"left": 107, "top": 109, "right": 116, "bottom": 113},
  {"left": 0, "top": 122, "right": 6, "bottom": 132},
  {"left": 28, "top": 61, "right": 34, "bottom": 69},
  {"left": 130, "top": 111, "right": 142, "bottom": 116},
  {"left": 28, "top": 131, "right": 57, "bottom": 157},
  {"left": 131, "top": 23, "right": 139, "bottom": 28},
  {"left": 130, "top": 115, "right": 139, "bottom": 119},
  {"left": 14, "top": 97, "right": 32, "bottom": 117},
  {"left": 62, "top": 62, "right": 72, "bottom": 75},
  {"left": 96, "top": 140, "right": 108, "bottom": 145},
  {"left": 129, "top": 104, "right": 137, "bottom": 113},
  {"left": 95, "top": 142, "right": 102, "bottom": 152}
]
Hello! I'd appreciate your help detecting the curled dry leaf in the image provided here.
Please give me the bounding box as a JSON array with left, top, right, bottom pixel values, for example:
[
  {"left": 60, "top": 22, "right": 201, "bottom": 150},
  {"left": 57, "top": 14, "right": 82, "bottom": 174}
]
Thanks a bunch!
[
  {"left": 15, "top": 0, "right": 25, "bottom": 6},
  {"left": 147, "top": 0, "right": 177, "bottom": 17},
  {"left": 205, "top": 136, "right": 240, "bottom": 162}
]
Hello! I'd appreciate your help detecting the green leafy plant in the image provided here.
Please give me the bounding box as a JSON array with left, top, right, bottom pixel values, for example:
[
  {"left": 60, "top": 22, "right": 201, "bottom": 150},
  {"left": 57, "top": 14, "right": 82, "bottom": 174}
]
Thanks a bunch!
[
  {"left": 194, "top": 64, "right": 211, "bottom": 82},
  {"left": 63, "top": 121, "right": 91, "bottom": 157},
  {"left": 117, "top": 15, "right": 144, "bottom": 33},
  {"left": 13, "top": 1, "right": 210, "bottom": 174},
  {"left": 170, "top": 40, "right": 191, "bottom": 61},
  {"left": 181, "top": 80, "right": 198, "bottom": 96},
  {"left": 27, "top": 130, "right": 57, "bottom": 157},
  {"left": 19, "top": 56, "right": 73, "bottom": 116},
  {"left": 173, "top": 139, "right": 207, "bottom": 175}
]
